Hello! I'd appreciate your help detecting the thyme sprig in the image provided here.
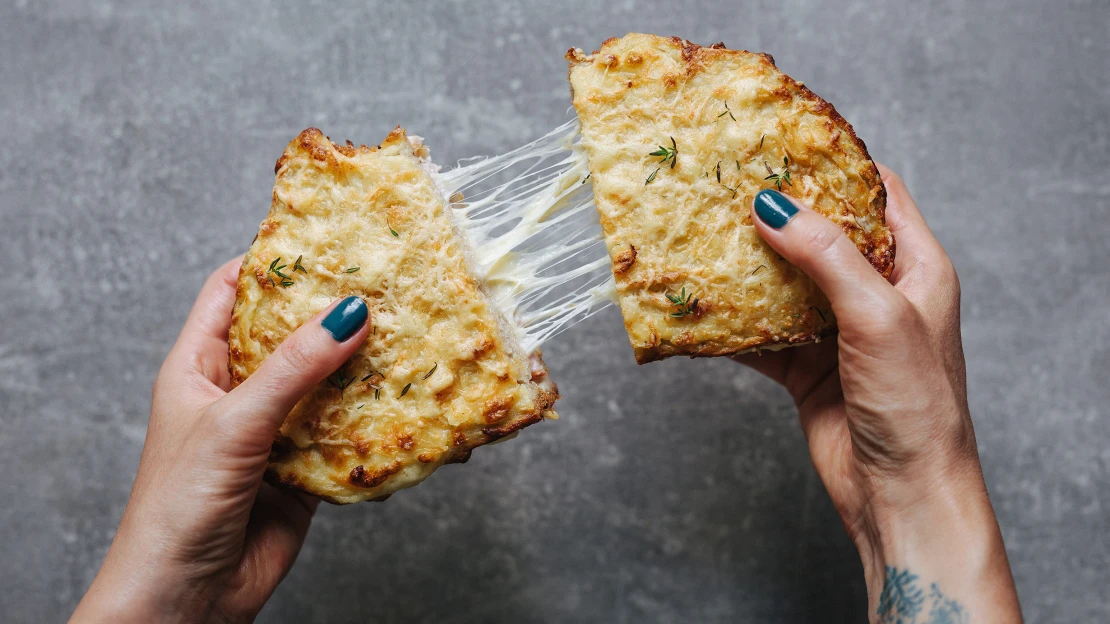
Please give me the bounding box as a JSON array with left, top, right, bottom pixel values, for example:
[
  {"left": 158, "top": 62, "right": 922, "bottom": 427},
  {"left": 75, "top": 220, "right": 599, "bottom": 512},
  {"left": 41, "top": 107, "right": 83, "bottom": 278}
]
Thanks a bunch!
[
  {"left": 716, "top": 162, "right": 738, "bottom": 198},
  {"left": 267, "top": 257, "right": 294, "bottom": 287},
  {"left": 327, "top": 371, "right": 354, "bottom": 393},
  {"left": 666, "top": 286, "right": 699, "bottom": 318},
  {"left": 293, "top": 255, "right": 307, "bottom": 273},
  {"left": 649, "top": 137, "right": 678, "bottom": 169},
  {"left": 716, "top": 101, "right": 736, "bottom": 121},
  {"left": 764, "top": 156, "right": 792, "bottom": 191}
]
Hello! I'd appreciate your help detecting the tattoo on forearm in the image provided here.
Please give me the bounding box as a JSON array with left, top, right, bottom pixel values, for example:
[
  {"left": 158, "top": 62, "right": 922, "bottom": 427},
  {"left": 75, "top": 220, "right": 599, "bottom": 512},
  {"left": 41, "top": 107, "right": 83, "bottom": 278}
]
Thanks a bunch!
[{"left": 877, "top": 566, "right": 969, "bottom": 624}]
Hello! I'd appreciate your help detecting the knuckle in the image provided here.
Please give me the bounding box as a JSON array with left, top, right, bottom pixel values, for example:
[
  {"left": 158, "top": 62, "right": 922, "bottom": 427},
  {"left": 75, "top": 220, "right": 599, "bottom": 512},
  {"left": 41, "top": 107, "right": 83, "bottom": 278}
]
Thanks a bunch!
[
  {"left": 881, "top": 168, "right": 906, "bottom": 193},
  {"left": 277, "top": 333, "right": 317, "bottom": 377},
  {"left": 868, "top": 293, "right": 914, "bottom": 334},
  {"left": 801, "top": 222, "right": 843, "bottom": 258}
]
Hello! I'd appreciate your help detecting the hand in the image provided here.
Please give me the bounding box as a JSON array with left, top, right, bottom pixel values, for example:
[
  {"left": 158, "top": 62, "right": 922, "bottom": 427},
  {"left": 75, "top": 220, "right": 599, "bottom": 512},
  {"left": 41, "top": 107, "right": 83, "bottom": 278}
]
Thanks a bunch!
[
  {"left": 737, "top": 166, "right": 1022, "bottom": 622},
  {"left": 71, "top": 258, "right": 370, "bottom": 623}
]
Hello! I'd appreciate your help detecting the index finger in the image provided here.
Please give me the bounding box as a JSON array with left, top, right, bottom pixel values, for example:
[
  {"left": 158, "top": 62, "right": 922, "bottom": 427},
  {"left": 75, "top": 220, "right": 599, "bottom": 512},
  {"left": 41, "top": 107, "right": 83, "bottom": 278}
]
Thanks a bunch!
[
  {"left": 168, "top": 255, "right": 244, "bottom": 385},
  {"left": 876, "top": 163, "right": 950, "bottom": 286}
]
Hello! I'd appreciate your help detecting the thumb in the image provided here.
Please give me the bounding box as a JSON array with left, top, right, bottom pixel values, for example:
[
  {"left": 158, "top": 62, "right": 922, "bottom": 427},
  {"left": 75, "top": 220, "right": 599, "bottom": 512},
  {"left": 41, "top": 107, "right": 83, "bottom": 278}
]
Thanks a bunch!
[
  {"left": 209, "top": 296, "right": 369, "bottom": 453},
  {"left": 751, "top": 189, "right": 898, "bottom": 323}
]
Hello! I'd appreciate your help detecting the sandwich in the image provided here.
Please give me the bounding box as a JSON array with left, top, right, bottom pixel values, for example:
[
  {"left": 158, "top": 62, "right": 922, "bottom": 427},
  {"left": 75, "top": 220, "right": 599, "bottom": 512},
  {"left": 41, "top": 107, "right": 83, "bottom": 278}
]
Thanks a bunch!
[
  {"left": 567, "top": 33, "right": 895, "bottom": 363},
  {"left": 228, "top": 128, "right": 558, "bottom": 504}
]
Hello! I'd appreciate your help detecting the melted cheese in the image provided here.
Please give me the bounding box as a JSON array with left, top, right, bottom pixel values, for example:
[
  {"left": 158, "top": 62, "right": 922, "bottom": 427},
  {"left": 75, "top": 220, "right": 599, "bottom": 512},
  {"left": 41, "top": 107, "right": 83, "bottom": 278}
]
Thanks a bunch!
[{"left": 435, "top": 121, "right": 615, "bottom": 352}]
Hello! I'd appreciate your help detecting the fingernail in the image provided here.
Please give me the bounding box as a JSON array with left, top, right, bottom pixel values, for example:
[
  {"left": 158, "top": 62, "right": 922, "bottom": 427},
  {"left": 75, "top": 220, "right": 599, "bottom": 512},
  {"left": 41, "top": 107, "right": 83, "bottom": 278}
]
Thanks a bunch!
[
  {"left": 754, "top": 189, "right": 799, "bottom": 229},
  {"left": 321, "top": 296, "right": 368, "bottom": 342}
]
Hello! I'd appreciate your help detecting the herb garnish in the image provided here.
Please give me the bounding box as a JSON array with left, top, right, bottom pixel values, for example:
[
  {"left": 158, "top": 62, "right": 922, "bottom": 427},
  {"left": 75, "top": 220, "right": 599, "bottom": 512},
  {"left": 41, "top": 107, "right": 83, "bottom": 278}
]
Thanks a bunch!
[
  {"left": 751, "top": 265, "right": 766, "bottom": 276},
  {"left": 422, "top": 363, "right": 438, "bottom": 379},
  {"left": 398, "top": 382, "right": 412, "bottom": 398},
  {"left": 649, "top": 137, "right": 678, "bottom": 169},
  {"left": 764, "top": 156, "right": 792, "bottom": 191},
  {"left": 716, "top": 101, "right": 736, "bottom": 121},
  {"left": 716, "top": 162, "right": 738, "bottom": 198},
  {"left": 645, "top": 168, "right": 659, "bottom": 185},
  {"left": 327, "top": 371, "right": 354, "bottom": 393},
  {"left": 758, "top": 134, "right": 766, "bottom": 150},
  {"left": 293, "top": 255, "right": 307, "bottom": 273},
  {"left": 388, "top": 221, "right": 399, "bottom": 237},
  {"left": 344, "top": 266, "right": 360, "bottom": 273},
  {"left": 582, "top": 173, "right": 591, "bottom": 185},
  {"left": 267, "top": 257, "right": 294, "bottom": 287},
  {"left": 666, "top": 286, "right": 699, "bottom": 318}
]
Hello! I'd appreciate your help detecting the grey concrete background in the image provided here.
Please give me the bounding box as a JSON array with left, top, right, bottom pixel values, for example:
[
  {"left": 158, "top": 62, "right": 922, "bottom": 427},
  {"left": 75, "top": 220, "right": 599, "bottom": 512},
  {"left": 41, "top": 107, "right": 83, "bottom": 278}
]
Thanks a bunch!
[{"left": 1, "top": 0, "right": 1106, "bottom": 621}]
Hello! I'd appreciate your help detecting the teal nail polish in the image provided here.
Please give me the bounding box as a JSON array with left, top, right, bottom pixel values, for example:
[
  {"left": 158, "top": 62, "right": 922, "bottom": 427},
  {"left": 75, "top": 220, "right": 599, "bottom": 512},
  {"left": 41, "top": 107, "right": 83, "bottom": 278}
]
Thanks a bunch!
[
  {"left": 754, "top": 189, "right": 798, "bottom": 229},
  {"left": 321, "top": 296, "right": 367, "bottom": 341}
]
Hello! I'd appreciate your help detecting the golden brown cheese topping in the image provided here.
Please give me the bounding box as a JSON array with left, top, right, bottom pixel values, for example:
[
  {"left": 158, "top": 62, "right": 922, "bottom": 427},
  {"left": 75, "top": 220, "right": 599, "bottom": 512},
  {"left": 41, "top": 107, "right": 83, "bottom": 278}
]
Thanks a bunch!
[
  {"left": 228, "top": 127, "right": 558, "bottom": 504},
  {"left": 568, "top": 33, "right": 894, "bottom": 363}
]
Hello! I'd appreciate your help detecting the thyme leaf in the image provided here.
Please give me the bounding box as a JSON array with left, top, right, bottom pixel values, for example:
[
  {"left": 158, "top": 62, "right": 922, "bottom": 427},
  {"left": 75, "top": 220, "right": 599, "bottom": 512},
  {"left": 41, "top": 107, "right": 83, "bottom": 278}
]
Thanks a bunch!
[
  {"left": 343, "top": 266, "right": 360, "bottom": 273},
  {"left": 649, "top": 137, "right": 678, "bottom": 169},
  {"left": 645, "top": 168, "right": 659, "bottom": 185},
  {"left": 422, "top": 363, "right": 438, "bottom": 379},
  {"left": 267, "top": 257, "right": 291, "bottom": 280},
  {"left": 293, "top": 255, "right": 307, "bottom": 273},
  {"left": 666, "top": 286, "right": 699, "bottom": 318},
  {"left": 398, "top": 382, "right": 412, "bottom": 398},
  {"left": 764, "top": 156, "right": 792, "bottom": 191},
  {"left": 327, "top": 371, "right": 354, "bottom": 393}
]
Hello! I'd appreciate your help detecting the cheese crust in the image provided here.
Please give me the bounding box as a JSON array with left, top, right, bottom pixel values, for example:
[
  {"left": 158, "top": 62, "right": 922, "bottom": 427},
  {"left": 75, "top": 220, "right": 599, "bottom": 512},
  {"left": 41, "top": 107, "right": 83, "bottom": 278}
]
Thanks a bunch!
[
  {"left": 228, "top": 128, "right": 558, "bottom": 504},
  {"left": 568, "top": 34, "right": 894, "bottom": 363}
]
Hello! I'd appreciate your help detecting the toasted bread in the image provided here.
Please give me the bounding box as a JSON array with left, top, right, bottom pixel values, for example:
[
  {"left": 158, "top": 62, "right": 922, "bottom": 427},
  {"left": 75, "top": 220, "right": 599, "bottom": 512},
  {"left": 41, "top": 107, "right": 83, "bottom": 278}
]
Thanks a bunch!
[
  {"left": 568, "top": 34, "right": 894, "bottom": 363},
  {"left": 228, "top": 128, "right": 558, "bottom": 504}
]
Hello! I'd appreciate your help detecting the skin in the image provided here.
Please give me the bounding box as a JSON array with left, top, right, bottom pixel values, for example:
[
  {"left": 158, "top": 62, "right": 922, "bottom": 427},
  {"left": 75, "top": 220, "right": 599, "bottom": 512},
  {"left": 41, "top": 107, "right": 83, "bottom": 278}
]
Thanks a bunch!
[
  {"left": 71, "top": 259, "right": 370, "bottom": 623},
  {"left": 71, "top": 165, "right": 1022, "bottom": 622},
  {"left": 736, "top": 165, "right": 1022, "bottom": 621}
]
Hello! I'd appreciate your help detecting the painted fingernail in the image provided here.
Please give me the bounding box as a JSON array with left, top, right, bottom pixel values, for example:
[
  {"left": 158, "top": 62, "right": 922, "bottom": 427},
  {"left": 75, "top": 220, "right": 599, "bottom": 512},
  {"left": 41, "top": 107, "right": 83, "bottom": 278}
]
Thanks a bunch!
[
  {"left": 321, "top": 296, "right": 368, "bottom": 342},
  {"left": 754, "top": 189, "right": 799, "bottom": 229}
]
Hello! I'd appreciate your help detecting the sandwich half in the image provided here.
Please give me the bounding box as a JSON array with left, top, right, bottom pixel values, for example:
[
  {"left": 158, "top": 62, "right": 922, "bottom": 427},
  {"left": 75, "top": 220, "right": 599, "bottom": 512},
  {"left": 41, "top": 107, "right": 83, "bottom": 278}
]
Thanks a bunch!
[
  {"left": 228, "top": 128, "right": 558, "bottom": 504},
  {"left": 568, "top": 33, "right": 895, "bottom": 363}
]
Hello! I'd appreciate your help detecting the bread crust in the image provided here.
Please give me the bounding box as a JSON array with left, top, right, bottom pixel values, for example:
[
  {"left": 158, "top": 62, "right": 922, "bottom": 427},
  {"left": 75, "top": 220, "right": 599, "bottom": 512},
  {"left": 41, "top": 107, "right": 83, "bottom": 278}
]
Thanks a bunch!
[
  {"left": 567, "top": 34, "right": 894, "bottom": 363},
  {"left": 229, "top": 128, "right": 558, "bottom": 504}
]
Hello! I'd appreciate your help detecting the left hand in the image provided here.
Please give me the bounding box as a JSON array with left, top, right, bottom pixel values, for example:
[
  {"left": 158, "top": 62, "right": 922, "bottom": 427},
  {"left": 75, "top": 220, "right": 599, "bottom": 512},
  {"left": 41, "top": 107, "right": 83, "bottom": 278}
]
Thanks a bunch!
[{"left": 71, "top": 257, "right": 369, "bottom": 623}]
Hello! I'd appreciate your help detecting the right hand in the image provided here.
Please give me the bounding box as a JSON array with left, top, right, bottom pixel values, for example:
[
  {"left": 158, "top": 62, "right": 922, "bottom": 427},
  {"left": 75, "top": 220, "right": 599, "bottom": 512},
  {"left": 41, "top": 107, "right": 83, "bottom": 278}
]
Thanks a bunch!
[{"left": 734, "top": 165, "right": 1023, "bottom": 622}]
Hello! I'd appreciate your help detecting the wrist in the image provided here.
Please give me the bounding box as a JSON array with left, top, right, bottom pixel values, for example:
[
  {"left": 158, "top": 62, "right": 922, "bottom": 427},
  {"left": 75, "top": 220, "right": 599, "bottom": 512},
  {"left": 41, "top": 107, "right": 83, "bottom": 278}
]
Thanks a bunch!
[
  {"left": 854, "top": 463, "right": 1021, "bottom": 621},
  {"left": 71, "top": 527, "right": 216, "bottom": 623}
]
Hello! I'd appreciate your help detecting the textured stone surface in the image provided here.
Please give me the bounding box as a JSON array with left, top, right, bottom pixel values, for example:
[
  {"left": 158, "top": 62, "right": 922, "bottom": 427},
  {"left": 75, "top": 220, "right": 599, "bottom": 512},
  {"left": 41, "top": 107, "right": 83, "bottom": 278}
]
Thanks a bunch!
[{"left": 1, "top": 1, "right": 1107, "bottom": 621}]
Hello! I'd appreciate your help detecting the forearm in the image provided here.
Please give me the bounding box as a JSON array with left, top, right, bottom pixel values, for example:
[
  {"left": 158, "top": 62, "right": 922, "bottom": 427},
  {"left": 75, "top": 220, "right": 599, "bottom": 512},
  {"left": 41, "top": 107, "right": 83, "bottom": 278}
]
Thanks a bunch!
[
  {"left": 70, "top": 530, "right": 214, "bottom": 624},
  {"left": 855, "top": 468, "right": 1022, "bottom": 623}
]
